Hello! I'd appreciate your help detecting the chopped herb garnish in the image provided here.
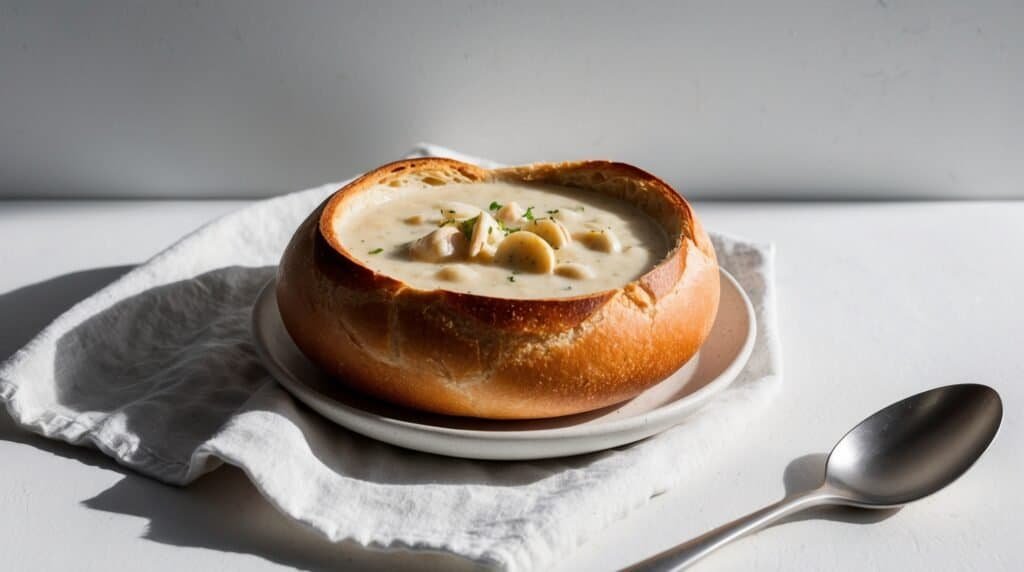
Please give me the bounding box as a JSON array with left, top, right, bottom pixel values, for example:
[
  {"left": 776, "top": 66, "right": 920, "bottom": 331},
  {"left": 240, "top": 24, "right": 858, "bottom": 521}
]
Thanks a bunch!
[
  {"left": 564, "top": 285, "right": 573, "bottom": 291},
  {"left": 523, "top": 206, "right": 535, "bottom": 221},
  {"left": 547, "top": 209, "right": 559, "bottom": 215},
  {"left": 458, "top": 215, "right": 479, "bottom": 239},
  {"left": 574, "top": 205, "right": 585, "bottom": 212},
  {"left": 488, "top": 226, "right": 493, "bottom": 235},
  {"left": 489, "top": 201, "right": 502, "bottom": 211},
  {"left": 497, "top": 219, "right": 520, "bottom": 236},
  {"left": 368, "top": 248, "right": 384, "bottom": 255},
  {"left": 507, "top": 275, "right": 516, "bottom": 283}
]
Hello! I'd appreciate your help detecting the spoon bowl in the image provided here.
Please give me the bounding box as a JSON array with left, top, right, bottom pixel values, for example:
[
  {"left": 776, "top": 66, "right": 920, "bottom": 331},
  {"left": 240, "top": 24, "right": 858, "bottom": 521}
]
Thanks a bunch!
[{"left": 825, "top": 383, "right": 1003, "bottom": 508}]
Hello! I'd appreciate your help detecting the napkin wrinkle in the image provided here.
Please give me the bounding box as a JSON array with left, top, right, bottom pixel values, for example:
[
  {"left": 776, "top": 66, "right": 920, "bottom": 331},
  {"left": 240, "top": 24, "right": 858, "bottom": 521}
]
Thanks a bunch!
[{"left": 0, "top": 144, "right": 781, "bottom": 571}]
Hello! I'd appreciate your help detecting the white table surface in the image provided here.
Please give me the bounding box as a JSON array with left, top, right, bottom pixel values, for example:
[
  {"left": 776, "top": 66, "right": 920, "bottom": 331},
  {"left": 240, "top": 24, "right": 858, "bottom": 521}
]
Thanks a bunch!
[{"left": 1, "top": 199, "right": 1021, "bottom": 571}]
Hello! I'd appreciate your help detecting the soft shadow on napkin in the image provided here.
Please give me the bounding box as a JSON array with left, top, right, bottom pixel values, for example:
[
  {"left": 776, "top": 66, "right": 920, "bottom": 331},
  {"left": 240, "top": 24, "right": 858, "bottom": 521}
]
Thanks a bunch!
[{"left": 0, "top": 145, "right": 781, "bottom": 571}]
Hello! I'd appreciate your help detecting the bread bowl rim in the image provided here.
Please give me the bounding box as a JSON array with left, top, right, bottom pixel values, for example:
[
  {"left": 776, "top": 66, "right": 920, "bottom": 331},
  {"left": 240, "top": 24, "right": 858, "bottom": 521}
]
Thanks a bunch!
[{"left": 316, "top": 157, "right": 703, "bottom": 306}]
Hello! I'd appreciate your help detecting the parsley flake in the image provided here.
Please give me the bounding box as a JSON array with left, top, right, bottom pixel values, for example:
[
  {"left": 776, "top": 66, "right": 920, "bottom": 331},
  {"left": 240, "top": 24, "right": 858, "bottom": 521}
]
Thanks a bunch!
[
  {"left": 368, "top": 248, "right": 384, "bottom": 255},
  {"left": 523, "top": 206, "right": 536, "bottom": 221},
  {"left": 498, "top": 220, "right": 520, "bottom": 236},
  {"left": 489, "top": 201, "right": 502, "bottom": 211},
  {"left": 507, "top": 275, "right": 516, "bottom": 283}
]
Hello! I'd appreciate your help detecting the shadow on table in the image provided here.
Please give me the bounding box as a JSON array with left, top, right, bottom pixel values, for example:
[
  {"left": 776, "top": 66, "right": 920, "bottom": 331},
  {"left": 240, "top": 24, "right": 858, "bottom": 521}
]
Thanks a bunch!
[
  {"left": 0, "top": 266, "right": 134, "bottom": 362},
  {"left": 0, "top": 413, "right": 473, "bottom": 572},
  {"left": 0, "top": 266, "right": 477, "bottom": 571}
]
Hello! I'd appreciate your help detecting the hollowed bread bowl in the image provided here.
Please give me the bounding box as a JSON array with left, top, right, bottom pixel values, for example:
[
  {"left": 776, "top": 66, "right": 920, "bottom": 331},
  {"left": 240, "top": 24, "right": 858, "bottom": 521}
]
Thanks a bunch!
[{"left": 276, "top": 158, "right": 720, "bottom": 419}]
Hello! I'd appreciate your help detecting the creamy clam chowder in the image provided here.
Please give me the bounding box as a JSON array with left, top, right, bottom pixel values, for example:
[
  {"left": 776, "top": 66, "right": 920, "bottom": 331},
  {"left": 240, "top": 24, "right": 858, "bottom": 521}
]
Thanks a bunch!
[{"left": 334, "top": 181, "right": 670, "bottom": 299}]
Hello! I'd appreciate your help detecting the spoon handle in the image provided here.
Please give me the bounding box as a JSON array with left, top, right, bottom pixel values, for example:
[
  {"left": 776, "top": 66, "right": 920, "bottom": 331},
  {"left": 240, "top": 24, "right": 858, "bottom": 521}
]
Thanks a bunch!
[{"left": 624, "top": 489, "right": 833, "bottom": 571}]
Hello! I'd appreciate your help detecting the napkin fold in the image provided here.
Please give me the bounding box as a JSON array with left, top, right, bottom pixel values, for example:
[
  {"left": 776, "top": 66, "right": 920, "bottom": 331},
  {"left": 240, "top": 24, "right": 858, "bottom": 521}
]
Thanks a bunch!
[{"left": 0, "top": 145, "right": 781, "bottom": 570}]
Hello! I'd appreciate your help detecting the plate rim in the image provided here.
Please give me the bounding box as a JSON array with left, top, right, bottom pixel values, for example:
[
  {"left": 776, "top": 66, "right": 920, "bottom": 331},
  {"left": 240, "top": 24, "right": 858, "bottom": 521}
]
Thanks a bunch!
[{"left": 252, "top": 268, "right": 756, "bottom": 442}]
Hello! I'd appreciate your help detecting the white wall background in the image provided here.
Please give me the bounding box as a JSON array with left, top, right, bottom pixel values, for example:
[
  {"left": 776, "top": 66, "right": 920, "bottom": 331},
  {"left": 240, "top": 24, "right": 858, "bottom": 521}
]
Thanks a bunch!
[{"left": 1, "top": 0, "right": 1020, "bottom": 199}]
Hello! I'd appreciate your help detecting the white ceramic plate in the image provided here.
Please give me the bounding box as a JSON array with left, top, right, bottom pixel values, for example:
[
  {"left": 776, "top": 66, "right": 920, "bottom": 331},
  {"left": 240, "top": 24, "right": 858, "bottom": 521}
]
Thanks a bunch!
[{"left": 251, "top": 269, "right": 755, "bottom": 460}]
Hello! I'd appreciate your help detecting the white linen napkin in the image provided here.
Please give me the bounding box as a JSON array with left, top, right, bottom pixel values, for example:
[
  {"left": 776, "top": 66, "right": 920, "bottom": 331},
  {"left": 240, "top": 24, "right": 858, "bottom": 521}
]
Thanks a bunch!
[{"left": 0, "top": 144, "right": 781, "bottom": 570}]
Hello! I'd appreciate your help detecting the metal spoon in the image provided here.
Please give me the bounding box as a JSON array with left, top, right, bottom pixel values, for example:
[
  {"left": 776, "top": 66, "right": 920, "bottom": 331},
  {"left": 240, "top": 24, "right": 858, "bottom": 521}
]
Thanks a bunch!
[{"left": 626, "top": 383, "right": 1003, "bottom": 571}]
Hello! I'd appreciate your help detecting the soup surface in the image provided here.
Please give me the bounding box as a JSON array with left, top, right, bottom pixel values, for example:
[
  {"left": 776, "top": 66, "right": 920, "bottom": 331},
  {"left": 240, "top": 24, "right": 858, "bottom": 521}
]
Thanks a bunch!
[{"left": 334, "top": 180, "right": 670, "bottom": 299}]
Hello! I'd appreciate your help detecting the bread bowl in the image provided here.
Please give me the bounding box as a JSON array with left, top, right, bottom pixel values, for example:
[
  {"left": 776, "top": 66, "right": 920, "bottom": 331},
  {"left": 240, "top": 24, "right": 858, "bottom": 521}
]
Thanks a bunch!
[{"left": 276, "top": 158, "right": 719, "bottom": 419}]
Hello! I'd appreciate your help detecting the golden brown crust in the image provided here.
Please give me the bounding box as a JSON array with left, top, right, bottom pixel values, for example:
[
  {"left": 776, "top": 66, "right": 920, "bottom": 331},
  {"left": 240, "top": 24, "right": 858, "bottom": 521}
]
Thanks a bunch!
[{"left": 276, "top": 158, "right": 720, "bottom": 419}]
